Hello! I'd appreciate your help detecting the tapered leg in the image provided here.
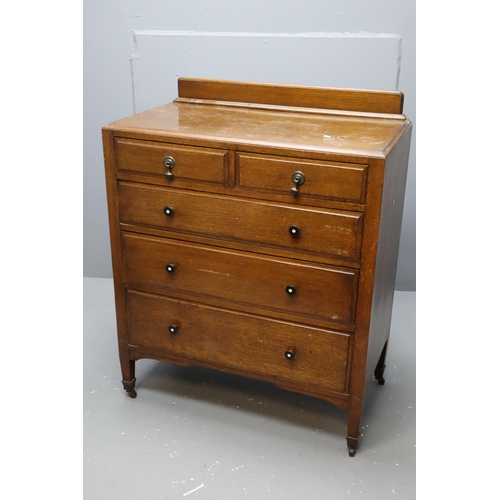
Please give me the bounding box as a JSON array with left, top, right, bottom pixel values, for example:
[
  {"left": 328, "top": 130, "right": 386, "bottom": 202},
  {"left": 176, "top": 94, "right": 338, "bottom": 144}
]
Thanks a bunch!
[
  {"left": 374, "top": 341, "right": 388, "bottom": 385},
  {"left": 346, "top": 435, "right": 359, "bottom": 457},
  {"left": 119, "top": 344, "right": 136, "bottom": 398},
  {"left": 346, "top": 402, "right": 362, "bottom": 457}
]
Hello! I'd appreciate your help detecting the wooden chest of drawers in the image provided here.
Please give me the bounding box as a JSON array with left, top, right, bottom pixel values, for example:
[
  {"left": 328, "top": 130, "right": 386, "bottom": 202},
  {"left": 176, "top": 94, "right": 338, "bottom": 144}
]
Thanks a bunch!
[{"left": 102, "top": 78, "right": 412, "bottom": 456}]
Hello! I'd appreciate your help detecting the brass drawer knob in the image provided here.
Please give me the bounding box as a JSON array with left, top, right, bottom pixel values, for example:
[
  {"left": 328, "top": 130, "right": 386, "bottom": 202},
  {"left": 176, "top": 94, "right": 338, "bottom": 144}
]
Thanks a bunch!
[
  {"left": 164, "top": 206, "right": 174, "bottom": 217},
  {"left": 290, "top": 171, "right": 305, "bottom": 196},
  {"left": 286, "top": 285, "right": 296, "bottom": 295},
  {"left": 166, "top": 263, "right": 176, "bottom": 273},
  {"left": 168, "top": 324, "right": 178, "bottom": 335},
  {"left": 164, "top": 156, "right": 175, "bottom": 179},
  {"left": 289, "top": 225, "right": 300, "bottom": 237},
  {"left": 285, "top": 349, "right": 295, "bottom": 360}
]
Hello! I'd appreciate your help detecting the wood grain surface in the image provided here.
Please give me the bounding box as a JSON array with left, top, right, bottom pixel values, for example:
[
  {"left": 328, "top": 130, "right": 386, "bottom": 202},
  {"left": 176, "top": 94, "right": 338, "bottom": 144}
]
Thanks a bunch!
[
  {"left": 118, "top": 182, "right": 364, "bottom": 262},
  {"left": 104, "top": 102, "right": 407, "bottom": 157},
  {"left": 122, "top": 232, "right": 358, "bottom": 328},
  {"left": 178, "top": 77, "right": 404, "bottom": 114},
  {"left": 236, "top": 152, "right": 368, "bottom": 204},
  {"left": 127, "top": 289, "right": 351, "bottom": 393},
  {"left": 115, "top": 137, "right": 227, "bottom": 184}
]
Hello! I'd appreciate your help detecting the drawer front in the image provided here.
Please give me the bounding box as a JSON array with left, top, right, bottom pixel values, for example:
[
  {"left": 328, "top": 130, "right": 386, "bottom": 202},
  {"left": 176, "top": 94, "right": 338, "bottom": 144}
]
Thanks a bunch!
[
  {"left": 237, "top": 153, "right": 368, "bottom": 204},
  {"left": 115, "top": 138, "right": 227, "bottom": 184},
  {"left": 123, "top": 233, "right": 358, "bottom": 328},
  {"left": 127, "top": 290, "right": 351, "bottom": 393},
  {"left": 119, "top": 182, "right": 363, "bottom": 263}
]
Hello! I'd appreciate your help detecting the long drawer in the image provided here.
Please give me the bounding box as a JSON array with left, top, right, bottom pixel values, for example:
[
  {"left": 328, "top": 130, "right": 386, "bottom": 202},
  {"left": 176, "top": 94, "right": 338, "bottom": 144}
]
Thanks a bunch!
[
  {"left": 119, "top": 181, "right": 364, "bottom": 263},
  {"left": 122, "top": 232, "right": 358, "bottom": 328},
  {"left": 127, "top": 289, "right": 351, "bottom": 393}
]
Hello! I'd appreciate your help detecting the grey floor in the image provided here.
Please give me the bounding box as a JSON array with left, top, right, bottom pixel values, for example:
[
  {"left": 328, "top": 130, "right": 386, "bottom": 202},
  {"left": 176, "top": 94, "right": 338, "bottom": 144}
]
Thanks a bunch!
[{"left": 84, "top": 278, "right": 415, "bottom": 499}]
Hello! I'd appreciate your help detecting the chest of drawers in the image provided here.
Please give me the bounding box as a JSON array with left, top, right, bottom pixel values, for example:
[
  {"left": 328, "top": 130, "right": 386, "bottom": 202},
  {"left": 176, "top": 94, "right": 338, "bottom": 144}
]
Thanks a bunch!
[{"left": 102, "top": 78, "right": 412, "bottom": 457}]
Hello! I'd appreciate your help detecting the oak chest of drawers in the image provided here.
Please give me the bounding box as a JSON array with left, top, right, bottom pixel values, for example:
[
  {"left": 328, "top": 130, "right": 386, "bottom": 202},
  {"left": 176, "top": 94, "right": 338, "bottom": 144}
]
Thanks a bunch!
[{"left": 102, "top": 78, "right": 412, "bottom": 456}]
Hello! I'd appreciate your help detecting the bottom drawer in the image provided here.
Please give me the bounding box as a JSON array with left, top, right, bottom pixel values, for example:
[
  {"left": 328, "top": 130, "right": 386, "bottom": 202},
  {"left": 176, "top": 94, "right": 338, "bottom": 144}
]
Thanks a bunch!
[{"left": 127, "top": 289, "right": 351, "bottom": 393}]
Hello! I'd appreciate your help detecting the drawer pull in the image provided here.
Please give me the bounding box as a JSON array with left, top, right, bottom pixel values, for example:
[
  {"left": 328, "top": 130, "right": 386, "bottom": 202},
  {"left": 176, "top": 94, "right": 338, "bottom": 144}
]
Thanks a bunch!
[
  {"left": 290, "top": 171, "right": 305, "bottom": 196},
  {"left": 289, "top": 225, "right": 300, "bottom": 237},
  {"left": 164, "top": 156, "right": 175, "bottom": 178},
  {"left": 168, "top": 324, "right": 178, "bottom": 335},
  {"left": 285, "top": 349, "right": 295, "bottom": 360},
  {"left": 166, "top": 263, "right": 176, "bottom": 273},
  {"left": 164, "top": 206, "right": 175, "bottom": 217},
  {"left": 286, "top": 285, "right": 296, "bottom": 295}
]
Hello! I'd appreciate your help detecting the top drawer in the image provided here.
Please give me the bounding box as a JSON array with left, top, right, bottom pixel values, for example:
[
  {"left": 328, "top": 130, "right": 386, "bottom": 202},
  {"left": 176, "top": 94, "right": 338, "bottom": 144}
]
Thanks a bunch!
[
  {"left": 115, "top": 138, "right": 227, "bottom": 185},
  {"left": 236, "top": 153, "right": 368, "bottom": 205}
]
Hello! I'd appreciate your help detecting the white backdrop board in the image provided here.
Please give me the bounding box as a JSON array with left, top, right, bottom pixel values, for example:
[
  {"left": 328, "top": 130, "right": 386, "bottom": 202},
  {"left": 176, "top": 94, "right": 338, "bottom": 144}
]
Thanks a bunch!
[{"left": 131, "top": 31, "right": 401, "bottom": 112}]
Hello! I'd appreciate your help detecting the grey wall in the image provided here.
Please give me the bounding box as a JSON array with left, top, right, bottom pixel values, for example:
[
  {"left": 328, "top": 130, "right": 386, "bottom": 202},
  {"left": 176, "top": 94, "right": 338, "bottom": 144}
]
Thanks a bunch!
[{"left": 84, "top": 0, "right": 415, "bottom": 290}]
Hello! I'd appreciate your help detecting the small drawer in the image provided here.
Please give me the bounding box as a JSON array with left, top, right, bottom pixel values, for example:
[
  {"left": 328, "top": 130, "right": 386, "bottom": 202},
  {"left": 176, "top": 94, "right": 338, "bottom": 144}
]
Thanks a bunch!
[
  {"left": 236, "top": 153, "right": 368, "bottom": 204},
  {"left": 119, "top": 182, "right": 364, "bottom": 263},
  {"left": 127, "top": 289, "right": 351, "bottom": 393},
  {"left": 115, "top": 137, "right": 227, "bottom": 185},
  {"left": 123, "top": 233, "right": 358, "bottom": 329}
]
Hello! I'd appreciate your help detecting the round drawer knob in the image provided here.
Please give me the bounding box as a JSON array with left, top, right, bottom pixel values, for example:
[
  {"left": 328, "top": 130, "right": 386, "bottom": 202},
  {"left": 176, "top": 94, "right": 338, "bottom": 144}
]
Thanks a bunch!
[
  {"left": 166, "top": 264, "right": 176, "bottom": 273},
  {"left": 286, "top": 285, "right": 296, "bottom": 295},
  {"left": 164, "top": 156, "right": 175, "bottom": 179},
  {"left": 289, "top": 225, "right": 300, "bottom": 237},
  {"left": 164, "top": 206, "right": 174, "bottom": 217},
  {"left": 168, "top": 324, "right": 178, "bottom": 335},
  {"left": 285, "top": 349, "right": 295, "bottom": 360}
]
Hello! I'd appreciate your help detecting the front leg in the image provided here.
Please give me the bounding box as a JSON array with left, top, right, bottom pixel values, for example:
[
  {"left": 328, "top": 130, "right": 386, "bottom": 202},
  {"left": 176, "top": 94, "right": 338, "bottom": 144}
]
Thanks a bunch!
[
  {"left": 119, "top": 344, "right": 136, "bottom": 398},
  {"left": 346, "top": 435, "right": 359, "bottom": 457},
  {"left": 346, "top": 401, "right": 362, "bottom": 457}
]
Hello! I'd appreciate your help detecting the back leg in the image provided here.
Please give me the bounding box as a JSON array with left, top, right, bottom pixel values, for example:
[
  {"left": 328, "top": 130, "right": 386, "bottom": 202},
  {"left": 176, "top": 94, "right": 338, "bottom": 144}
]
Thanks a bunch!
[{"left": 374, "top": 341, "right": 388, "bottom": 385}]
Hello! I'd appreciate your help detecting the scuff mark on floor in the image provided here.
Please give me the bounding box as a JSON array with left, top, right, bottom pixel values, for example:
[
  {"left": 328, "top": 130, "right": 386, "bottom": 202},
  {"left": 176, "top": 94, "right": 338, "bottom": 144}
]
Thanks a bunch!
[{"left": 183, "top": 483, "right": 204, "bottom": 496}]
